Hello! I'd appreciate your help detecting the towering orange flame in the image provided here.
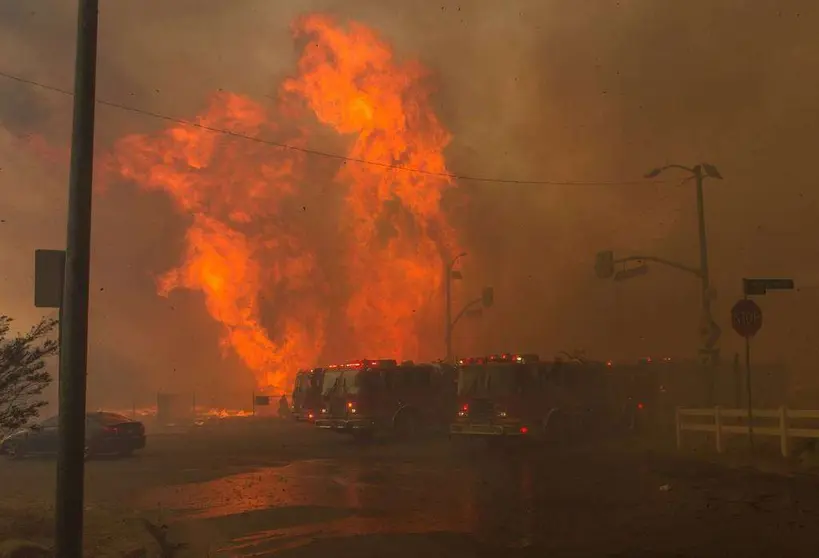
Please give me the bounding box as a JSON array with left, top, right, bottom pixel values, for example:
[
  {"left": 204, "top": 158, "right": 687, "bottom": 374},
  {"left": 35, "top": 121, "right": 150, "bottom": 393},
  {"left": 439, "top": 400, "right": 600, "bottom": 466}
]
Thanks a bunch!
[
  {"left": 109, "top": 93, "right": 325, "bottom": 390},
  {"left": 284, "top": 14, "right": 458, "bottom": 360},
  {"left": 106, "top": 14, "right": 458, "bottom": 391}
]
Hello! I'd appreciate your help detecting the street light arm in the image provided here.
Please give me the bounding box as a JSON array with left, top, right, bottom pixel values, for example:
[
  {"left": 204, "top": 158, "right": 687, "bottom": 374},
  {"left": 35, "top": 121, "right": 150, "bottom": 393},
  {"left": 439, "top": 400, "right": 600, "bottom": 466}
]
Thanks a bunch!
[
  {"left": 645, "top": 164, "right": 696, "bottom": 178},
  {"left": 663, "top": 164, "right": 696, "bottom": 174},
  {"left": 615, "top": 255, "right": 702, "bottom": 278},
  {"left": 450, "top": 297, "right": 482, "bottom": 331}
]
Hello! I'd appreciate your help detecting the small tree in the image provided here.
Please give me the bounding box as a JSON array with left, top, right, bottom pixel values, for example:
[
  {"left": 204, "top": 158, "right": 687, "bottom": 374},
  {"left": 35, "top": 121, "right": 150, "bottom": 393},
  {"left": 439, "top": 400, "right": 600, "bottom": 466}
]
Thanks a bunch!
[{"left": 0, "top": 315, "right": 58, "bottom": 432}]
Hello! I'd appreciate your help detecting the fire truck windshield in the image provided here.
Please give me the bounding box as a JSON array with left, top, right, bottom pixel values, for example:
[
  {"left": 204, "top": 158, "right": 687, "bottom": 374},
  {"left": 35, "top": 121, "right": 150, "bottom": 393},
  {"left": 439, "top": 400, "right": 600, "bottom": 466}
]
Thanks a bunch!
[
  {"left": 322, "top": 369, "right": 343, "bottom": 396},
  {"left": 294, "top": 372, "right": 309, "bottom": 392},
  {"left": 458, "top": 364, "right": 532, "bottom": 396},
  {"left": 345, "top": 368, "right": 385, "bottom": 394}
]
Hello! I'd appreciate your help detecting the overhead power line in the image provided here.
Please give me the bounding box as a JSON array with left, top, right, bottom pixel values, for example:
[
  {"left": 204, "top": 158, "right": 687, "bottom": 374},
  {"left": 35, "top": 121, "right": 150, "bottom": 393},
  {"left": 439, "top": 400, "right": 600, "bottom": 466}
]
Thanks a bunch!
[{"left": 0, "top": 69, "right": 660, "bottom": 187}]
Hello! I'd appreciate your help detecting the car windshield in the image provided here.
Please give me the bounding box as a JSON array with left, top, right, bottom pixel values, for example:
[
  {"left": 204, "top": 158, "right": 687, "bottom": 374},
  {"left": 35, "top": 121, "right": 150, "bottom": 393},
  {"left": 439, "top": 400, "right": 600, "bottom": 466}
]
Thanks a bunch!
[{"left": 93, "top": 413, "right": 133, "bottom": 425}]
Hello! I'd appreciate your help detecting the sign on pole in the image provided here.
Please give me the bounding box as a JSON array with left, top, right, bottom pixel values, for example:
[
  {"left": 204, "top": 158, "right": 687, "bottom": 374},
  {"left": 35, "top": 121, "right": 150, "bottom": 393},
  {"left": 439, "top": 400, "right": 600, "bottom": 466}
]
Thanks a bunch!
[
  {"left": 34, "top": 249, "right": 66, "bottom": 308},
  {"left": 742, "top": 278, "right": 795, "bottom": 296},
  {"left": 731, "top": 299, "right": 763, "bottom": 338}
]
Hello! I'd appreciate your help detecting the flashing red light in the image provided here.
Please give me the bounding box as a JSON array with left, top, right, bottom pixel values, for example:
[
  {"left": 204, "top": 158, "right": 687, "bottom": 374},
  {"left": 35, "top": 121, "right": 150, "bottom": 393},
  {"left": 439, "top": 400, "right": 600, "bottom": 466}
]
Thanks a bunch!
[
  {"left": 459, "top": 356, "right": 487, "bottom": 365},
  {"left": 461, "top": 403, "right": 469, "bottom": 411},
  {"left": 512, "top": 353, "right": 539, "bottom": 364},
  {"left": 519, "top": 426, "right": 528, "bottom": 434},
  {"left": 637, "top": 402, "right": 645, "bottom": 410}
]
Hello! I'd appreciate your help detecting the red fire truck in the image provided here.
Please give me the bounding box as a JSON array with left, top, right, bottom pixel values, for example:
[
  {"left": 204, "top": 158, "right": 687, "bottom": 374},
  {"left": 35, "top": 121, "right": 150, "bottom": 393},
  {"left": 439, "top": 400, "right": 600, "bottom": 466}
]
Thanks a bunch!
[
  {"left": 291, "top": 367, "right": 326, "bottom": 422},
  {"left": 315, "top": 359, "right": 456, "bottom": 440},
  {"left": 449, "top": 353, "right": 612, "bottom": 442}
]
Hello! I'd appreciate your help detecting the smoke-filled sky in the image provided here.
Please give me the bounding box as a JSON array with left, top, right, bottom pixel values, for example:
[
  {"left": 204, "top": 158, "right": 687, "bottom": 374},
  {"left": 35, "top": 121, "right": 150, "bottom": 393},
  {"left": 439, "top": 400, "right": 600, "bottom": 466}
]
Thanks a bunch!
[{"left": 1, "top": 0, "right": 818, "bottom": 408}]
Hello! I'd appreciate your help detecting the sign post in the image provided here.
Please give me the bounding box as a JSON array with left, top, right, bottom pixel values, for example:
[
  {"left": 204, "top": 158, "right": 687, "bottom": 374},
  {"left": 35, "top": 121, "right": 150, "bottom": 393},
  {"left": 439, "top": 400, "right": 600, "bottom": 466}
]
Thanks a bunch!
[
  {"left": 731, "top": 297, "right": 762, "bottom": 450},
  {"left": 731, "top": 277, "right": 795, "bottom": 452}
]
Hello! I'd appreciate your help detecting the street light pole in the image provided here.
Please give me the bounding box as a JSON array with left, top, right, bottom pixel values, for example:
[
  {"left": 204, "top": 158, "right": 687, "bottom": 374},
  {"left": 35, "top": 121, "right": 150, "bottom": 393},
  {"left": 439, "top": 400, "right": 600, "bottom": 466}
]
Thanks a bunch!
[
  {"left": 445, "top": 252, "right": 467, "bottom": 362},
  {"left": 645, "top": 163, "right": 723, "bottom": 366},
  {"left": 694, "top": 166, "right": 714, "bottom": 357}
]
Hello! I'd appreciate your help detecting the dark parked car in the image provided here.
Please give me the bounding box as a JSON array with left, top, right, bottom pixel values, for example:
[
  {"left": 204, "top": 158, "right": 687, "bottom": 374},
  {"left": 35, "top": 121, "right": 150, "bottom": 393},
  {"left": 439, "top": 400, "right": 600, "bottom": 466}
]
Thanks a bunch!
[{"left": 0, "top": 412, "right": 146, "bottom": 459}]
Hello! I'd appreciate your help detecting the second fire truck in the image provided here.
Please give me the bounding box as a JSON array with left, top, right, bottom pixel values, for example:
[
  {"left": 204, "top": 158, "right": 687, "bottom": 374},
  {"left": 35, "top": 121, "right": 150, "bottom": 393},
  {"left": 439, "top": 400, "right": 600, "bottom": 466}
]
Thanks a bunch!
[{"left": 449, "top": 353, "right": 613, "bottom": 442}]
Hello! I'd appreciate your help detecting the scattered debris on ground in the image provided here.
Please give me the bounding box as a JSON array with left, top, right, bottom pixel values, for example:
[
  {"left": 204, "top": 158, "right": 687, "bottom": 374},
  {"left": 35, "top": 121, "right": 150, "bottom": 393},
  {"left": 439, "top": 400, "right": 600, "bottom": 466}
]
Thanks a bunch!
[{"left": 0, "top": 502, "right": 161, "bottom": 558}]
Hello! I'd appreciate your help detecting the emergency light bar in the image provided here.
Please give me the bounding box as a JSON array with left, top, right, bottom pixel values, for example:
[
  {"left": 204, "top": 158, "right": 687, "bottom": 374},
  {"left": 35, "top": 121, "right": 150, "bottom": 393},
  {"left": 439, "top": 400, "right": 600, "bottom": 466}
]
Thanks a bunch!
[
  {"left": 457, "top": 353, "right": 539, "bottom": 366},
  {"left": 514, "top": 353, "right": 539, "bottom": 363},
  {"left": 457, "top": 356, "right": 486, "bottom": 366},
  {"left": 344, "top": 359, "right": 398, "bottom": 368},
  {"left": 371, "top": 359, "right": 398, "bottom": 367}
]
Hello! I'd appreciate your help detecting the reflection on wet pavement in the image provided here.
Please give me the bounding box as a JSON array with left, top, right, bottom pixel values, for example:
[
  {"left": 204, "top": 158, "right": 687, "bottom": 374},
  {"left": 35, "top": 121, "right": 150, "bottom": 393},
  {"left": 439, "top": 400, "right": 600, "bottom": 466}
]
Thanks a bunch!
[{"left": 143, "top": 456, "right": 536, "bottom": 555}]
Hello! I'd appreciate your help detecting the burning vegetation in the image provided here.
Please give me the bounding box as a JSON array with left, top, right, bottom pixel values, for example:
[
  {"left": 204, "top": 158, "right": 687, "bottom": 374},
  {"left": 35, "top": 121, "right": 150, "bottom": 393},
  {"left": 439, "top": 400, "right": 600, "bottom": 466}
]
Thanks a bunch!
[{"left": 106, "top": 14, "right": 460, "bottom": 392}]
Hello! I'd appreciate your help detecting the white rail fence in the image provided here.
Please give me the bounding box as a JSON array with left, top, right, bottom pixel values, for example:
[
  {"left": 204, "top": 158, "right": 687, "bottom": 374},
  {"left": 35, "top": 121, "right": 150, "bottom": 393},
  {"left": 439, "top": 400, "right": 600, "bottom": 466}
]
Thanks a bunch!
[{"left": 675, "top": 406, "right": 819, "bottom": 457}]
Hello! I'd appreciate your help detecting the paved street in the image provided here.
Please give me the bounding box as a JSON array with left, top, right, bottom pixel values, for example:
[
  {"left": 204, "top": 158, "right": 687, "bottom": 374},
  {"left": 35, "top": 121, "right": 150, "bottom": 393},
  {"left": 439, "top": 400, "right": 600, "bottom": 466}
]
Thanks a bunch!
[{"left": 2, "top": 419, "right": 818, "bottom": 557}]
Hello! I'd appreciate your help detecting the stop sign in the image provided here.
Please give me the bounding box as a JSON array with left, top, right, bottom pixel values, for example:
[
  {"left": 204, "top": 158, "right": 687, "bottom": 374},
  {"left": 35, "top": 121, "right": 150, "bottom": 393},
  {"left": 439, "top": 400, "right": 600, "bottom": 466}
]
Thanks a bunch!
[{"left": 731, "top": 299, "right": 763, "bottom": 338}]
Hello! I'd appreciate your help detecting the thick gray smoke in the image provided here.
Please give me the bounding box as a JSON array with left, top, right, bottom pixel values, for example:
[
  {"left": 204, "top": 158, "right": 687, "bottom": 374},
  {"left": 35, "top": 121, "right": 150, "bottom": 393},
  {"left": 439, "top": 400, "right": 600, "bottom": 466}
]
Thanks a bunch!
[{"left": 1, "top": 0, "right": 817, "bottom": 408}]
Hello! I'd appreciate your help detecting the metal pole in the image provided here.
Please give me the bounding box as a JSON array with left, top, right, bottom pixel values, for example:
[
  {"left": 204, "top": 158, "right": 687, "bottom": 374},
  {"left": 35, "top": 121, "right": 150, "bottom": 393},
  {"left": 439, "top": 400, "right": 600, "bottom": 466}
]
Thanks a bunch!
[
  {"left": 733, "top": 352, "right": 741, "bottom": 408},
  {"left": 695, "top": 168, "right": 715, "bottom": 364},
  {"left": 745, "top": 334, "right": 754, "bottom": 451},
  {"left": 694, "top": 167, "right": 721, "bottom": 409},
  {"left": 55, "top": 0, "right": 98, "bottom": 556},
  {"left": 445, "top": 260, "right": 452, "bottom": 362}
]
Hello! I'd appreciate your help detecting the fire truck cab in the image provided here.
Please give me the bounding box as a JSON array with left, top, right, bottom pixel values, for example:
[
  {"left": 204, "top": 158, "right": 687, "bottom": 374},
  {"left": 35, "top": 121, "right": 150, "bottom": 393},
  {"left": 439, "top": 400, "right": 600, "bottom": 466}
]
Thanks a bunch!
[
  {"left": 315, "top": 359, "right": 456, "bottom": 439},
  {"left": 449, "top": 353, "right": 609, "bottom": 441},
  {"left": 291, "top": 367, "right": 325, "bottom": 422}
]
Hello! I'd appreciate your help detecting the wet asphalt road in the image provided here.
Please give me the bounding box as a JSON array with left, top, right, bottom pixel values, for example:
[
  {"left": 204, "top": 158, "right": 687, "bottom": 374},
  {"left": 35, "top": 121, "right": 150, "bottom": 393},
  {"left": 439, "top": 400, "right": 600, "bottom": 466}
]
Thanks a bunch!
[{"left": 2, "top": 419, "right": 819, "bottom": 557}]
